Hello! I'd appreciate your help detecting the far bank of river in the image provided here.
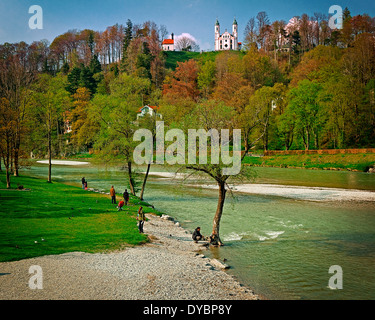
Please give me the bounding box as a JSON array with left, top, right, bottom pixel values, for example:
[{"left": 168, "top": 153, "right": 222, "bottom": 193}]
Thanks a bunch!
[
  {"left": 244, "top": 153, "right": 375, "bottom": 173},
  {"left": 26, "top": 162, "right": 375, "bottom": 300}
]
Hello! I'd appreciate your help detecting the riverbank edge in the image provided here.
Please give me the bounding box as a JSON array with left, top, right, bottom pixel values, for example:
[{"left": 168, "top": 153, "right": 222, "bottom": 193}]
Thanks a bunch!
[
  {"left": 0, "top": 182, "right": 261, "bottom": 300},
  {"left": 100, "top": 186, "right": 263, "bottom": 300},
  {"left": 145, "top": 213, "right": 263, "bottom": 300},
  {"left": 243, "top": 153, "right": 375, "bottom": 173}
]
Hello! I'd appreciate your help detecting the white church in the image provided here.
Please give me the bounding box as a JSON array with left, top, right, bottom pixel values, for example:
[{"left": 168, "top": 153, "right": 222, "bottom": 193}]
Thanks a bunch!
[{"left": 215, "top": 18, "right": 241, "bottom": 51}]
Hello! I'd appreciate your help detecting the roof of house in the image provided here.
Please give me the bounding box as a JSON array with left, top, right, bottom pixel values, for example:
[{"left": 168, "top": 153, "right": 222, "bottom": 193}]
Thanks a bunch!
[
  {"left": 162, "top": 39, "right": 174, "bottom": 45},
  {"left": 138, "top": 105, "right": 159, "bottom": 113}
]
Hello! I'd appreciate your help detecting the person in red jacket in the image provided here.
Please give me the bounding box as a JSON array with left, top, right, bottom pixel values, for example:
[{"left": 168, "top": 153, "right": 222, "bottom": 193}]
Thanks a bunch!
[{"left": 117, "top": 200, "right": 125, "bottom": 211}]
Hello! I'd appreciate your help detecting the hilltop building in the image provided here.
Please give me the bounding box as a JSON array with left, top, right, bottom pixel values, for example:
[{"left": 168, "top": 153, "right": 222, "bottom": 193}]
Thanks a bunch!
[
  {"left": 215, "top": 18, "right": 241, "bottom": 51},
  {"left": 162, "top": 33, "right": 175, "bottom": 51}
]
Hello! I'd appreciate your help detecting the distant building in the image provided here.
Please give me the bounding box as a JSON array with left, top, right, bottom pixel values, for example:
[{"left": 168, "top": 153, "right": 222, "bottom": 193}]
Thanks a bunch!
[
  {"left": 137, "top": 105, "right": 162, "bottom": 120},
  {"left": 162, "top": 33, "right": 175, "bottom": 51},
  {"left": 63, "top": 111, "right": 72, "bottom": 134},
  {"left": 215, "top": 18, "right": 241, "bottom": 51}
]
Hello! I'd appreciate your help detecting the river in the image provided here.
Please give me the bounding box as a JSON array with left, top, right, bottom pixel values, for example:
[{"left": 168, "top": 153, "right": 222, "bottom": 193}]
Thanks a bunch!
[{"left": 26, "top": 163, "right": 375, "bottom": 300}]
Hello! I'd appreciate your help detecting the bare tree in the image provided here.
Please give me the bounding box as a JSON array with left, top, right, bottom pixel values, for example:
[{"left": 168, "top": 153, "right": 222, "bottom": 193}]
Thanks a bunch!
[
  {"left": 244, "top": 17, "right": 257, "bottom": 49},
  {"left": 159, "top": 25, "right": 169, "bottom": 43},
  {"left": 0, "top": 43, "right": 36, "bottom": 177},
  {"left": 313, "top": 13, "right": 325, "bottom": 46},
  {"left": 175, "top": 35, "right": 200, "bottom": 52},
  {"left": 256, "top": 11, "right": 271, "bottom": 51}
]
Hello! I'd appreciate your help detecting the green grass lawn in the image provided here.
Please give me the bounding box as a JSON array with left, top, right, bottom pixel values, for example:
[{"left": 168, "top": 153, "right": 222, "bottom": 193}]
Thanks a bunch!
[
  {"left": 164, "top": 51, "right": 222, "bottom": 70},
  {"left": 0, "top": 173, "right": 161, "bottom": 262},
  {"left": 243, "top": 153, "right": 375, "bottom": 172}
]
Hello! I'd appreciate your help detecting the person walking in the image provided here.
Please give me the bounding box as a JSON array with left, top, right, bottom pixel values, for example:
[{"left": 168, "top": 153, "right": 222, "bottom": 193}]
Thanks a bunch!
[
  {"left": 81, "top": 177, "right": 86, "bottom": 189},
  {"left": 110, "top": 186, "right": 116, "bottom": 204},
  {"left": 137, "top": 206, "right": 146, "bottom": 233},
  {"left": 123, "top": 189, "right": 130, "bottom": 206}
]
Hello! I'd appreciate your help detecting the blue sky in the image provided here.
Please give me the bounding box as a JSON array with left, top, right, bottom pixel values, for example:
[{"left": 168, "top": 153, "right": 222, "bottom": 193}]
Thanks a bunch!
[{"left": 1, "top": 0, "right": 374, "bottom": 50}]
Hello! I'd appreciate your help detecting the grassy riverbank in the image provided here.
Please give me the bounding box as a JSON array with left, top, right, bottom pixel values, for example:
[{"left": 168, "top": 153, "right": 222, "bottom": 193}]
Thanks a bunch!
[
  {"left": 0, "top": 173, "right": 162, "bottom": 262},
  {"left": 243, "top": 153, "right": 375, "bottom": 172}
]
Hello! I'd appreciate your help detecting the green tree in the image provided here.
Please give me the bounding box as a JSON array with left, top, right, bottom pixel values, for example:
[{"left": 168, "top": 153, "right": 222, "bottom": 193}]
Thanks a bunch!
[
  {"left": 167, "top": 99, "right": 269, "bottom": 246},
  {"left": 91, "top": 74, "right": 151, "bottom": 196},
  {"left": 29, "top": 74, "right": 70, "bottom": 182},
  {"left": 197, "top": 60, "right": 216, "bottom": 98},
  {"left": 66, "top": 64, "right": 99, "bottom": 95},
  {"left": 287, "top": 80, "right": 324, "bottom": 150},
  {"left": 247, "top": 83, "right": 287, "bottom": 151},
  {"left": 90, "top": 94, "right": 139, "bottom": 195},
  {"left": 121, "top": 19, "right": 133, "bottom": 66},
  {"left": 0, "top": 98, "right": 17, "bottom": 188},
  {"left": 321, "top": 76, "right": 361, "bottom": 148}
]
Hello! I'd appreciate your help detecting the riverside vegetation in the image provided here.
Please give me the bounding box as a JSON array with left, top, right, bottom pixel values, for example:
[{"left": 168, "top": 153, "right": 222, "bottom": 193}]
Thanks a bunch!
[{"left": 0, "top": 172, "right": 164, "bottom": 262}]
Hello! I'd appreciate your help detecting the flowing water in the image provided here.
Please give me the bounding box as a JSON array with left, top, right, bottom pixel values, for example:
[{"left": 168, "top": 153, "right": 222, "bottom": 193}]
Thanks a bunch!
[{"left": 25, "top": 163, "right": 375, "bottom": 300}]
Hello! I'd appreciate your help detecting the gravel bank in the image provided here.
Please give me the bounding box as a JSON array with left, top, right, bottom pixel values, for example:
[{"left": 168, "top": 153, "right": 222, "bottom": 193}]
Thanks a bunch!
[{"left": 0, "top": 214, "right": 259, "bottom": 300}]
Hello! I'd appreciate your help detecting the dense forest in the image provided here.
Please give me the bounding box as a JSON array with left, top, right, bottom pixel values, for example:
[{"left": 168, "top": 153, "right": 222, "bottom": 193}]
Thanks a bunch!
[{"left": 1, "top": 9, "right": 375, "bottom": 187}]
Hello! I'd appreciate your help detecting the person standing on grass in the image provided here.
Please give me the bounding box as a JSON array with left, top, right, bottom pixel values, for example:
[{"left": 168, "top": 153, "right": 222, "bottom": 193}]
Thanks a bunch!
[
  {"left": 82, "top": 177, "right": 86, "bottom": 189},
  {"left": 137, "top": 206, "right": 146, "bottom": 233},
  {"left": 123, "top": 189, "right": 130, "bottom": 206},
  {"left": 110, "top": 186, "right": 116, "bottom": 204}
]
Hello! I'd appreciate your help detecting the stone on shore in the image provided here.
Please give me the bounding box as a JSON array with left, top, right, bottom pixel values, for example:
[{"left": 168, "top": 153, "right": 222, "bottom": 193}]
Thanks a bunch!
[{"left": 210, "top": 259, "right": 230, "bottom": 270}]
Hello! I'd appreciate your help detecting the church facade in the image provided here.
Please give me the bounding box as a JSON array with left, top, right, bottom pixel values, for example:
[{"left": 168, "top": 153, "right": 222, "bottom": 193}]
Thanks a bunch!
[
  {"left": 215, "top": 19, "right": 241, "bottom": 51},
  {"left": 162, "top": 33, "right": 175, "bottom": 51}
]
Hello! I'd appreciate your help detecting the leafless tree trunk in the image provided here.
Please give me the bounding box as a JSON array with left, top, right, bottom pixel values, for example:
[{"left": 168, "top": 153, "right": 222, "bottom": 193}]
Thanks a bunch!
[
  {"left": 47, "top": 123, "right": 52, "bottom": 183},
  {"left": 140, "top": 163, "right": 151, "bottom": 201},
  {"left": 127, "top": 161, "right": 136, "bottom": 196},
  {"left": 211, "top": 180, "right": 227, "bottom": 246}
]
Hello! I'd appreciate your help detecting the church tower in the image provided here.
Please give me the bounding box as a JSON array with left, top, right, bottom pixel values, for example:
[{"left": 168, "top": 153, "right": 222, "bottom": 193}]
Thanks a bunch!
[
  {"left": 214, "top": 18, "right": 239, "bottom": 51},
  {"left": 232, "top": 18, "right": 238, "bottom": 51},
  {"left": 215, "top": 19, "right": 220, "bottom": 51}
]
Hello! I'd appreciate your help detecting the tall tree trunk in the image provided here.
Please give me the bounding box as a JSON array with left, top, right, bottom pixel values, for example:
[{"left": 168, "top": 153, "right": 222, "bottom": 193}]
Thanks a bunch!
[
  {"left": 47, "top": 129, "right": 52, "bottom": 183},
  {"left": 6, "top": 168, "right": 11, "bottom": 189},
  {"left": 13, "top": 145, "right": 19, "bottom": 177},
  {"left": 5, "top": 150, "right": 11, "bottom": 188},
  {"left": 264, "top": 125, "right": 269, "bottom": 152},
  {"left": 211, "top": 180, "right": 226, "bottom": 246},
  {"left": 140, "top": 163, "right": 151, "bottom": 201},
  {"left": 127, "top": 161, "right": 136, "bottom": 196}
]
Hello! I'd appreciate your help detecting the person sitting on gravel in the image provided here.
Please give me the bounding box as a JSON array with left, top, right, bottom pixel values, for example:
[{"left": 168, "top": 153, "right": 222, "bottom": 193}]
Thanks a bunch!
[{"left": 192, "top": 227, "right": 204, "bottom": 243}]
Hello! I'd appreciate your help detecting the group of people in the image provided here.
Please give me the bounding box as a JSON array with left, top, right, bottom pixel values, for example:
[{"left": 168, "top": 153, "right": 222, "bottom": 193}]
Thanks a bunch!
[
  {"left": 81, "top": 177, "right": 88, "bottom": 190},
  {"left": 81, "top": 178, "right": 205, "bottom": 241},
  {"left": 110, "top": 185, "right": 146, "bottom": 233},
  {"left": 110, "top": 186, "right": 130, "bottom": 209}
]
